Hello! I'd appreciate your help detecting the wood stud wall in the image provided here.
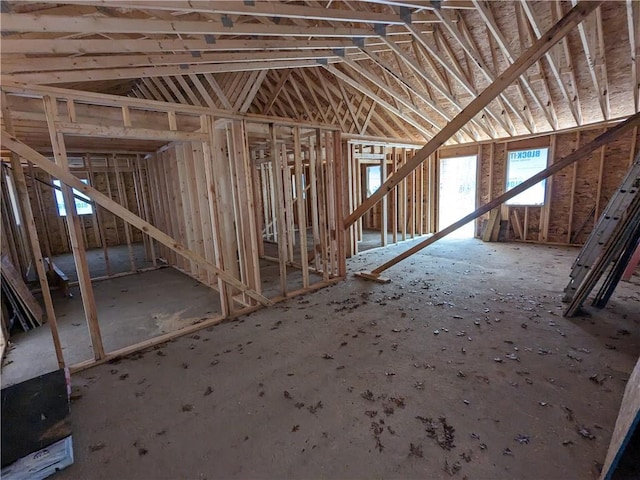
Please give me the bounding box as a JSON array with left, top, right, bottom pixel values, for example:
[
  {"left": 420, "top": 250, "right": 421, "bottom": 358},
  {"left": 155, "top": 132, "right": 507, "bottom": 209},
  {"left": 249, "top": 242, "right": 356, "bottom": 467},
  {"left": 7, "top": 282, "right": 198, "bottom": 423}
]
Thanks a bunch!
[
  {"left": 1, "top": 82, "right": 345, "bottom": 370},
  {"left": 345, "top": 143, "right": 434, "bottom": 256},
  {"left": 1, "top": 43, "right": 639, "bottom": 368},
  {"left": 474, "top": 126, "right": 640, "bottom": 245}
]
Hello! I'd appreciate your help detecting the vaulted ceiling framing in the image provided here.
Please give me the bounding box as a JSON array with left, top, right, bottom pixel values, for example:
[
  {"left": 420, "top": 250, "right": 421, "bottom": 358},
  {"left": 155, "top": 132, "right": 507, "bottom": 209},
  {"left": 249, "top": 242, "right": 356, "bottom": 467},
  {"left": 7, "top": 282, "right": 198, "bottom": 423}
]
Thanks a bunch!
[{"left": 1, "top": 0, "right": 638, "bottom": 144}]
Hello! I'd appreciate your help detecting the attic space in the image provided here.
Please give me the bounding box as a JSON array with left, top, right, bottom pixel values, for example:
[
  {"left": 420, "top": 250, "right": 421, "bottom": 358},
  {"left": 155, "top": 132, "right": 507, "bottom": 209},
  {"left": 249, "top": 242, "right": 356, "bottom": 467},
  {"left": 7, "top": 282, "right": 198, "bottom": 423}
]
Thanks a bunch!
[{"left": 0, "top": 1, "right": 639, "bottom": 479}]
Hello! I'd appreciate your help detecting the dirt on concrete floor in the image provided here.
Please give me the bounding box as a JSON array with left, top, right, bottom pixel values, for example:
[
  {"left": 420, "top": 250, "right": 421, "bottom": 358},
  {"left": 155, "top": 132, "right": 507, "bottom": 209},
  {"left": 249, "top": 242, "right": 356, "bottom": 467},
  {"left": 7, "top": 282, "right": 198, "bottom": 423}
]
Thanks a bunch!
[{"left": 53, "top": 238, "right": 639, "bottom": 480}]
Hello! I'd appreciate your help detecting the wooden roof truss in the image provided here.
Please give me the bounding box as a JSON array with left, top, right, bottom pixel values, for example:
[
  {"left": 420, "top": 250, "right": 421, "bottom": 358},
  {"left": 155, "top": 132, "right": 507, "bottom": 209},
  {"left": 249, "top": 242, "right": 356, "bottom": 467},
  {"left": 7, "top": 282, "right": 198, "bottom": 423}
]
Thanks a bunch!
[{"left": 1, "top": 0, "right": 637, "bottom": 144}]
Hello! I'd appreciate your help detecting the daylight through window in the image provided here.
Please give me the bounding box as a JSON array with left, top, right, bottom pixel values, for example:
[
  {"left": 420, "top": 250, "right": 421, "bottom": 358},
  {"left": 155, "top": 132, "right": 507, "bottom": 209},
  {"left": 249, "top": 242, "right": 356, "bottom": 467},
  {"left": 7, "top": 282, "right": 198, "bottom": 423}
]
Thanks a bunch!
[
  {"left": 505, "top": 148, "right": 548, "bottom": 206},
  {"left": 53, "top": 179, "right": 93, "bottom": 216}
]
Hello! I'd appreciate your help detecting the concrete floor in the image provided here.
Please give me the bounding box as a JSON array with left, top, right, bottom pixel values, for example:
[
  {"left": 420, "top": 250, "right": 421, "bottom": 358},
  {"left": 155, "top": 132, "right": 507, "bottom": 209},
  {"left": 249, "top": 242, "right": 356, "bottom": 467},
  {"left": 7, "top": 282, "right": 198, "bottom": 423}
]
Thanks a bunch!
[
  {"left": 35, "top": 238, "right": 638, "bottom": 480},
  {"left": 2, "top": 243, "right": 324, "bottom": 387},
  {"left": 357, "top": 229, "right": 430, "bottom": 253},
  {"left": 2, "top": 267, "right": 221, "bottom": 387},
  {"left": 48, "top": 243, "right": 155, "bottom": 282}
]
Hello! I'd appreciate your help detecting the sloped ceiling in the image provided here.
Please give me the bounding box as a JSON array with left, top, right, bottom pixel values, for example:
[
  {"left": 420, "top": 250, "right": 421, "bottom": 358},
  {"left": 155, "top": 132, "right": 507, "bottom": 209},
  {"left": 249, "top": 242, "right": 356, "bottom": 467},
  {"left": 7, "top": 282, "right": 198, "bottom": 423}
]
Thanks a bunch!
[{"left": 1, "top": 1, "right": 639, "bottom": 144}]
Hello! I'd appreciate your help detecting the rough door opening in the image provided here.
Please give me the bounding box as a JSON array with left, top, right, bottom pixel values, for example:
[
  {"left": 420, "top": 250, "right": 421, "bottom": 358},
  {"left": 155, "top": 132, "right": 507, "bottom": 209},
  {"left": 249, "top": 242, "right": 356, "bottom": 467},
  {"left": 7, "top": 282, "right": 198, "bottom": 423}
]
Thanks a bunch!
[{"left": 438, "top": 155, "right": 477, "bottom": 238}]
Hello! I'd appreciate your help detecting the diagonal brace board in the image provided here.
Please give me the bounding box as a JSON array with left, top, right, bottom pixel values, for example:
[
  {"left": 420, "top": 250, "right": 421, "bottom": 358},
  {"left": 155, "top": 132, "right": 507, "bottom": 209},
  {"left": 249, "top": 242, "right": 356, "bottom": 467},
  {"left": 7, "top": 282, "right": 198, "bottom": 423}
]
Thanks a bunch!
[
  {"left": 0, "top": 130, "right": 273, "bottom": 307},
  {"left": 344, "top": 0, "right": 602, "bottom": 229},
  {"left": 360, "top": 111, "right": 640, "bottom": 278}
]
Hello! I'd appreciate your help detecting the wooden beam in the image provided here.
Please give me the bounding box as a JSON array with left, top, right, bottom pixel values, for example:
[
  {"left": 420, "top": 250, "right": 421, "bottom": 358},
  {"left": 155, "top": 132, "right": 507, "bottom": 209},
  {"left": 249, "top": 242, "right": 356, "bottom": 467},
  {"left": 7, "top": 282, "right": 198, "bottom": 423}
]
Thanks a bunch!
[
  {"left": 0, "top": 130, "right": 274, "bottom": 307},
  {"left": 520, "top": 0, "right": 582, "bottom": 126},
  {"left": 262, "top": 69, "right": 292, "bottom": 115},
  {"left": 473, "top": 0, "right": 558, "bottom": 130},
  {"left": 553, "top": 0, "right": 584, "bottom": 125},
  {"left": 1, "top": 13, "right": 378, "bottom": 37},
  {"left": 293, "top": 127, "right": 309, "bottom": 288},
  {"left": 188, "top": 74, "right": 218, "bottom": 109},
  {"left": 324, "top": 64, "right": 433, "bottom": 139},
  {"left": 42, "top": 95, "right": 105, "bottom": 360},
  {"left": 299, "top": 70, "right": 331, "bottom": 125},
  {"left": 362, "top": 111, "right": 640, "bottom": 277},
  {"left": 0, "top": 38, "right": 361, "bottom": 55},
  {"left": 344, "top": 0, "right": 602, "bottom": 228},
  {"left": 24, "top": 1, "right": 407, "bottom": 25},
  {"left": 404, "top": 24, "right": 511, "bottom": 136},
  {"left": 239, "top": 70, "right": 268, "bottom": 113},
  {"left": 572, "top": 1, "right": 609, "bottom": 120},
  {"left": 8, "top": 58, "right": 340, "bottom": 85},
  {"left": 174, "top": 75, "right": 203, "bottom": 106},
  {"left": 0, "top": 50, "right": 364, "bottom": 75},
  {"left": 359, "top": 46, "right": 478, "bottom": 137},
  {"left": 162, "top": 76, "right": 188, "bottom": 104},
  {"left": 203, "top": 73, "right": 233, "bottom": 110},
  {"left": 627, "top": 0, "right": 640, "bottom": 112},
  {"left": 55, "top": 122, "right": 208, "bottom": 142},
  {"left": 432, "top": 9, "right": 533, "bottom": 133}
]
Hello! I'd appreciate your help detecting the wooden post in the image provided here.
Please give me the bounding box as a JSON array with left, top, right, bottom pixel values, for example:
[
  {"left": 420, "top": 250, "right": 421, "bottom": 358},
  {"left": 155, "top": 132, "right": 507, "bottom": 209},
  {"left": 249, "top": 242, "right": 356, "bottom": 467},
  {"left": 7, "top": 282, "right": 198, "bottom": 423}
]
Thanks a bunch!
[
  {"left": 114, "top": 155, "right": 136, "bottom": 272},
  {"left": 391, "top": 147, "right": 398, "bottom": 244},
  {"left": 27, "top": 162, "right": 54, "bottom": 265},
  {"left": 1, "top": 92, "right": 65, "bottom": 367},
  {"left": 86, "top": 155, "right": 112, "bottom": 276},
  {"left": 103, "top": 157, "right": 120, "bottom": 246},
  {"left": 42, "top": 95, "right": 105, "bottom": 360},
  {"left": 270, "top": 124, "right": 289, "bottom": 296},
  {"left": 309, "top": 132, "right": 322, "bottom": 269},
  {"left": 334, "top": 130, "right": 347, "bottom": 277},
  {"left": 567, "top": 131, "right": 580, "bottom": 243},
  {"left": 540, "top": 136, "right": 555, "bottom": 242},
  {"left": 293, "top": 127, "right": 310, "bottom": 288},
  {"left": 200, "top": 115, "right": 233, "bottom": 315},
  {"left": 316, "top": 130, "right": 329, "bottom": 280},
  {"left": 380, "top": 150, "right": 388, "bottom": 247}
]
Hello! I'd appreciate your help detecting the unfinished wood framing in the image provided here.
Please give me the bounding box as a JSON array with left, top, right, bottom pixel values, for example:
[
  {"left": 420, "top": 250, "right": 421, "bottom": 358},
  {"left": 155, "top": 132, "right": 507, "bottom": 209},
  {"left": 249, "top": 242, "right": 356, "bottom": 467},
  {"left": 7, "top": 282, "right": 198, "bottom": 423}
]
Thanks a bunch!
[{"left": 1, "top": 82, "right": 343, "bottom": 368}]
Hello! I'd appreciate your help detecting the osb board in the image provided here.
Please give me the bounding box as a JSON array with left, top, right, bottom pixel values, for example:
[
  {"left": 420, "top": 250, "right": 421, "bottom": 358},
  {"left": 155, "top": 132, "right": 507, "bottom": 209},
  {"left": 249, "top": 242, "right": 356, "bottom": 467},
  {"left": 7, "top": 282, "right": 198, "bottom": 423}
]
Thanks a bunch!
[
  {"left": 570, "top": 129, "right": 603, "bottom": 244},
  {"left": 477, "top": 125, "right": 639, "bottom": 245},
  {"left": 546, "top": 131, "right": 580, "bottom": 243},
  {"left": 600, "top": 357, "right": 640, "bottom": 480}
]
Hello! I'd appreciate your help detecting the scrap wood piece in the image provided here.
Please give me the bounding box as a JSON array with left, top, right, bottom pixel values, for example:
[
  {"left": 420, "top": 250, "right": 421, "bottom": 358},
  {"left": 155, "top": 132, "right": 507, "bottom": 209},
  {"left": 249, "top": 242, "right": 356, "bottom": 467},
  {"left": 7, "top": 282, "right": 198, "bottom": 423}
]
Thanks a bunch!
[
  {"left": 511, "top": 210, "right": 523, "bottom": 240},
  {"left": 0, "top": 130, "right": 273, "bottom": 307},
  {"left": 482, "top": 208, "right": 501, "bottom": 242},
  {"left": 599, "top": 357, "right": 640, "bottom": 480},
  {"left": 354, "top": 111, "right": 640, "bottom": 281},
  {"left": 0, "top": 255, "right": 43, "bottom": 326},
  {"left": 354, "top": 271, "right": 391, "bottom": 284},
  {"left": 44, "top": 258, "right": 71, "bottom": 298}
]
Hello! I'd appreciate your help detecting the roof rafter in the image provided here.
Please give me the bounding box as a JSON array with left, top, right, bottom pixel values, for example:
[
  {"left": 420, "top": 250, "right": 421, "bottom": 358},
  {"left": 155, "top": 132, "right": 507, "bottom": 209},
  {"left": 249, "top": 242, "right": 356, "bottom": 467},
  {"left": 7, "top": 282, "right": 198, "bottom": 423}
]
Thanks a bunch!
[
  {"left": 571, "top": 1, "right": 609, "bottom": 120},
  {"left": 627, "top": 0, "right": 639, "bottom": 113},
  {"left": 520, "top": 0, "right": 582, "bottom": 126},
  {"left": 473, "top": 0, "right": 557, "bottom": 130}
]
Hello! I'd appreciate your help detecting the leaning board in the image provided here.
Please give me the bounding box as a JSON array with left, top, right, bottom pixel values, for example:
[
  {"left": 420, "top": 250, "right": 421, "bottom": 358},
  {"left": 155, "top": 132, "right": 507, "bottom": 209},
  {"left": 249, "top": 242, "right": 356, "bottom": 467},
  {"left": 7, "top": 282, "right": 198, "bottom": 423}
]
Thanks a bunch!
[{"left": 600, "top": 357, "right": 640, "bottom": 480}]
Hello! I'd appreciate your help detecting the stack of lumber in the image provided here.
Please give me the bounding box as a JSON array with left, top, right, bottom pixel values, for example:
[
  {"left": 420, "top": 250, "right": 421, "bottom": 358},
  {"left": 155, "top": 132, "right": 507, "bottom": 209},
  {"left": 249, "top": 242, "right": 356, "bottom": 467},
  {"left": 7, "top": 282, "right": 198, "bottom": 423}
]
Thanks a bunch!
[{"left": 1, "top": 256, "right": 43, "bottom": 331}]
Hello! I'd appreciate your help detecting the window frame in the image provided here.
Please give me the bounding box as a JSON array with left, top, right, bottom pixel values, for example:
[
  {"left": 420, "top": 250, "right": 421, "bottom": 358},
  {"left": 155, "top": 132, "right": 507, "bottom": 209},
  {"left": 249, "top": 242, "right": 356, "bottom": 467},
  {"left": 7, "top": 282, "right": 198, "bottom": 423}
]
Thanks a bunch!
[
  {"left": 53, "top": 178, "right": 94, "bottom": 217},
  {"left": 365, "top": 165, "right": 382, "bottom": 199},
  {"left": 505, "top": 147, "right": 549, "bottom": 207}
]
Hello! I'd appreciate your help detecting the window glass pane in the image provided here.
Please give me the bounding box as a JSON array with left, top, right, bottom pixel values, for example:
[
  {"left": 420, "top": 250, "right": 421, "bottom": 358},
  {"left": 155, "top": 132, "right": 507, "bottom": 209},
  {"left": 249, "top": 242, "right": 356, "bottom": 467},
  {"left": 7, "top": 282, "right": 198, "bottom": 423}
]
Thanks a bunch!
[
  {"left": 53, "top": 179, "right": 93, "bottom": 216},
  {"left": 5, "top": 175, "right": 21, "bottom": 226},
  {"left": 506, "top": 148, "right": 548, "bottom": 205},
  {"left": 366, "top": 166, "right": 381, "bottom": 198}
]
